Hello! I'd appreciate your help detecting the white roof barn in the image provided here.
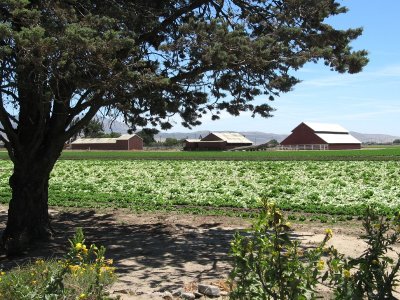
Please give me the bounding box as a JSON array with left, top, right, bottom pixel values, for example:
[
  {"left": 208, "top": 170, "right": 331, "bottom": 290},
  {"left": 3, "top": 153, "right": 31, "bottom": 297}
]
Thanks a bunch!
[
  {"left": 72, "top": 134, "right": 138, "bottom": 144},
  {"left": 184, "top": 132, "right": 253, "bottom": 151},
  {"left": 210, "top": 132, "right": 253, "bottom": 144},
  {"left": 281, "top": 122, "right": 361, "bottom": 150},
  {"left": 303, "top": 122, "right": 349, "bottom": 133},
  {"left": 316, "top": 133, "right": 361, "bottom": 144}
]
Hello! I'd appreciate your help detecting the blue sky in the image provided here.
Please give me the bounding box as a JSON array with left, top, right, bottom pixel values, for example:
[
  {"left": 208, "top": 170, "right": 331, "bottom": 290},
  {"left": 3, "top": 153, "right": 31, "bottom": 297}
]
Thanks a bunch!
[{"left": 167, "top": 0, "right": 400, "bottom": 136}]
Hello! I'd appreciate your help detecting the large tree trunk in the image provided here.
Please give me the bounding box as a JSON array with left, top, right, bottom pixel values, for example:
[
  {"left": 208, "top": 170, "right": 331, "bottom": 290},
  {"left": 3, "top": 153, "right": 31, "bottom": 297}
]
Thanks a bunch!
[{"left": 2, "top": 159, "right": 55, "bottom": 255}]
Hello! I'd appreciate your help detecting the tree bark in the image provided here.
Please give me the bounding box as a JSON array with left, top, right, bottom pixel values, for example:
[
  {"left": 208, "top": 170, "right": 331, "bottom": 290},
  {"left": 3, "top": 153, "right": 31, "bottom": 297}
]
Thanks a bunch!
[{"left": 2, "top": 161, "right": 54, "bottom": 255}]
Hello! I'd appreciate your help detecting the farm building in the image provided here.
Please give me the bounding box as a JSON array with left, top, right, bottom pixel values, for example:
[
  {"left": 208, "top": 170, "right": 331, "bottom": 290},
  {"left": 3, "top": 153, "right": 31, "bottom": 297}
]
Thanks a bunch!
[
  {"left": 184, "top": 132, "right": 253, "bottom": 151},
  {"left": 71, "top": 134, "right": 143, "bottom": 150},
  {"left": 280, "top": 122, "right": 361, "bottom": 150}
]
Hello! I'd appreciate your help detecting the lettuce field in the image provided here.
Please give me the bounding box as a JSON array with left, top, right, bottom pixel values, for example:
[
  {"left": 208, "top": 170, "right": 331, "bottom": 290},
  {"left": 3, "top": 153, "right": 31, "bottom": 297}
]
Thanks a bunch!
[{"left": 1, "top": 160, "right": 399, "bottom": 216}]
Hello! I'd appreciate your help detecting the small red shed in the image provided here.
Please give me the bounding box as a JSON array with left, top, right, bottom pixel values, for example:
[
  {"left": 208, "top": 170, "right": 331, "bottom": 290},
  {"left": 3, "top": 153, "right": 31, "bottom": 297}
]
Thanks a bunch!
[
  {"left": 71, "top": 134, "right": 143, "bottom": 150},
  {"left": 280, "top": 122, "right": 361, "bottom": 150}
]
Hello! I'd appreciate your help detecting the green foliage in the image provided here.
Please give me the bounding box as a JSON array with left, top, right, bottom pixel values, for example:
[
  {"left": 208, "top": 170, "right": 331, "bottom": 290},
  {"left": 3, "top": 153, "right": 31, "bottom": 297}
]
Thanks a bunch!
[
  {"left": 103, "top": 132, "right": 121, "bottom": 138},
  {"left": 136, "top": 128, "right": 160, "bottom": 146},
  {"left": 0, "top": 228, "right": 116, "bottom": 299},
  {"left": 230, "top": 204, "right": 400, "bottom": 299},
  {"left": 325, "top": 208, "right": 400, "bottom": 299},
  {"left": 229, "top": 201, "right": 332, "bottom": 299},
  {"left": 162, "top": 138, "right": 184, "bottom": 147},
  {"left": 267, "top": 139, "right": 279, "bottom": 147},
  {"left": 83, "top": 119, "right": 106, "bottom": 138}
]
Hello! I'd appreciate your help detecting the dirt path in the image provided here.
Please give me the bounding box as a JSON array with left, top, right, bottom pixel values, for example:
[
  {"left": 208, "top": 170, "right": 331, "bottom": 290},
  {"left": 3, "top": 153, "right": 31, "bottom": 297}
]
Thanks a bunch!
[{"left": 0, "top": 205, "right": 396, "bottom": 299}]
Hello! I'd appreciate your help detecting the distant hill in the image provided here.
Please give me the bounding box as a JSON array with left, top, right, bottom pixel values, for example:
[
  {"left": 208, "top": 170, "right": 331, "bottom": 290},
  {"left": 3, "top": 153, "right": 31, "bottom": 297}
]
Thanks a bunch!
[
  {"left": 350, "top": 132, "right": 400, "bottom": 144},
  {"left": 101, "top": 118, "right": 130, "bottom": 134}
]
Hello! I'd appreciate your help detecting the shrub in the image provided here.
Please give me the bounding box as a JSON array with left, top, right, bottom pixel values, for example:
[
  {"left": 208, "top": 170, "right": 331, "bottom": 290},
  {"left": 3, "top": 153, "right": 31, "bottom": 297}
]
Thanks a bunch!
[
  {"left": 0, "top": 228, "right": 116, "bottom": 299},
  {"left": 229, "top": 201, "right": 332, "bottom": 299},
  {"left": 326, "top": 208, "right": 400, "bottom": 299}
]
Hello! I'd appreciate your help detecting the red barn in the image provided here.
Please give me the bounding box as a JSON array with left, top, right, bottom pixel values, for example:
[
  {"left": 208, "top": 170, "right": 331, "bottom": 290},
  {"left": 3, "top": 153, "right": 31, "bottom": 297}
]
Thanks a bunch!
[
  {"left": 184, "top": 132, "right": 253, "bottom": 151},
  {"left": 280, "top": 122, "right": 361, "bottom": 150},
  {"left": 71, "top": 134, "right": 143, "bottom": 150}
]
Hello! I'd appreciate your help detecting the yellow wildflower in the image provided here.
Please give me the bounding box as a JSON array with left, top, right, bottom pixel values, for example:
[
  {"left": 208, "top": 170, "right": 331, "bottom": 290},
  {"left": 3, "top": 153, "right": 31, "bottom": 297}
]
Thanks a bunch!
[
  {"left": 78, "top": 293, "right": 87, "bottom": 299},
  {"left": 69, "top": 265, "right": 81, "bottom": 273},
  {"left": 343, "top": 269, "right": 351, "bottom": 278},
  {"left": 75, "top": 243, "right": 83, "bottom": 251},
  {"left": 325, "top": 229, "right": 333, "bottom": 239},
  {"left": 317, "top": 260, "right": 325, "bottom": 270}
]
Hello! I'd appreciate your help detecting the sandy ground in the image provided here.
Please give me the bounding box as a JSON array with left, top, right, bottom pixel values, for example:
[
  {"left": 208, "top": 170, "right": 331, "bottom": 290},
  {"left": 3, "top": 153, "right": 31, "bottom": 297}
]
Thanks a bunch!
[{"left": 0, "top": 205, "right": 398, "bottom": 299}]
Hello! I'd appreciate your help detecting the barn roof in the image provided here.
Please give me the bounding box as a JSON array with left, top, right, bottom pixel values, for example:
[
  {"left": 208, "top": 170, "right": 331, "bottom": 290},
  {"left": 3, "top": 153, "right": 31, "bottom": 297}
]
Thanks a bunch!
[
  {"left": 210, "top": 132, "right": 253, "bottom": 144},
  {"left": 72, "top": 134, "right": 138, "bottom": 144},
  {"left": 117, "top": 134, "right": 141, "bottom": 140},
  {"left": 303, "top": 122, "right": 349, "bottom": 133},
  {"left": 316, "top": 133, "right": 361, "bottom": 144}
]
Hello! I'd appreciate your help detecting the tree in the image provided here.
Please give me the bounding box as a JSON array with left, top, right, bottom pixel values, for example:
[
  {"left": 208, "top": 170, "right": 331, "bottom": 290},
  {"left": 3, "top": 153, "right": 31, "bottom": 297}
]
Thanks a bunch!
[
  {"left": 393, "top": 139, "right": 400, "bottom": 144},
  {"left": 163, "top": 137, "right": 183, "bottom": 147},
  {"left": 267, "top": 139, "right": 279, "bottom": 147},
  {"left": 0, "top": 0, "right": 368, "bottom": 254},
  {"left": 82, "top": 118, "right": 105, "bottom": 138},
  {"left": 136, "top": 128, "right": 160, "bottom": 146}
]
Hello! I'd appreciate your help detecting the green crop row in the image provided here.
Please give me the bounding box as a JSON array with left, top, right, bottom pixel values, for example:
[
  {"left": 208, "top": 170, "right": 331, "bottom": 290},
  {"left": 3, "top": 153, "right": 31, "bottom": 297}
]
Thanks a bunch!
[{"left": 0, "top": 160, "right": 399, "bottom": 216}]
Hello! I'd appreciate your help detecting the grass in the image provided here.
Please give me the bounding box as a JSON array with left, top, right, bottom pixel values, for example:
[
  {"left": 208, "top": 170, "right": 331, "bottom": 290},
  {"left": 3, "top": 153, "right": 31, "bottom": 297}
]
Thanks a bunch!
[{"left": 2, "top": 147, "right": 400, "bottom": 161}]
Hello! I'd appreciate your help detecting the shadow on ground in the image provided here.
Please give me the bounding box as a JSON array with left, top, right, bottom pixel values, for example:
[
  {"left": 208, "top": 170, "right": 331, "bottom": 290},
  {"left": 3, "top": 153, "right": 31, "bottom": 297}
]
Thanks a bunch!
[{"left": 0, "top": 208, "right": 245, "bottom": 294}]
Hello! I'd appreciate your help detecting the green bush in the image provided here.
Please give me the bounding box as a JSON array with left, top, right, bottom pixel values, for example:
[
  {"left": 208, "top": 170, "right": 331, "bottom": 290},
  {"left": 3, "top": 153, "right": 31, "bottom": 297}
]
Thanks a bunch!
[
  {"left": 0, "top": 228, "right": 116, "bottom": 299},
  {"left": 229, "top": 202, "right": 400, "bottom": 299},
  {"left": 326, "top": 208, "right": 400, "bottom": 299},
  {"left": 229, "top": 201, "right": 332, "bottom": 299}
]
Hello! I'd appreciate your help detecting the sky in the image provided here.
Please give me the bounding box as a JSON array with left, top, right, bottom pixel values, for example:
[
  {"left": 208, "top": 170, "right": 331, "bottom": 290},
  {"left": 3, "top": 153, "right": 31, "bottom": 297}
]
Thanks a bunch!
[{"left": 165, "top": 0, "right": 400, "bottom": 136}]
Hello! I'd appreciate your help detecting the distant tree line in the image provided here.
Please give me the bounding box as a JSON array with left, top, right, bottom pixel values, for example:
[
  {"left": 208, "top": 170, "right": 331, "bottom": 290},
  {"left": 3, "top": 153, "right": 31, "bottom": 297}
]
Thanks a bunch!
[{"left": 136, "top": 129, "right": 184, "bottom": 148}]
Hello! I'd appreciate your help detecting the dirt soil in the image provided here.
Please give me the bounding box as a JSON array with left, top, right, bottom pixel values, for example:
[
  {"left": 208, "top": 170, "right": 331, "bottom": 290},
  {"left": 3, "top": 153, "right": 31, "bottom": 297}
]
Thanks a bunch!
[{"left": 0, "top": 205, "right": 398, "bottom": 299}]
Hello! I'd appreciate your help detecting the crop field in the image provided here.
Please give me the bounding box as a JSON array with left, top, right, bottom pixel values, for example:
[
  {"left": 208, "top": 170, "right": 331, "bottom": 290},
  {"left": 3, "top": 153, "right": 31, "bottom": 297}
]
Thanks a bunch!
[{"left": 0, "top": 160, "right": 399, "bottom": 216}]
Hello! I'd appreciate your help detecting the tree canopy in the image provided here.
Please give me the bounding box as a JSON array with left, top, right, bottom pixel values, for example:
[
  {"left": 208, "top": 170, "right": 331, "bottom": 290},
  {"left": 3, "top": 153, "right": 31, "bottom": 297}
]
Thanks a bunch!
[{"left": 0, "top": 0, "right": 368, "bottom": 253}]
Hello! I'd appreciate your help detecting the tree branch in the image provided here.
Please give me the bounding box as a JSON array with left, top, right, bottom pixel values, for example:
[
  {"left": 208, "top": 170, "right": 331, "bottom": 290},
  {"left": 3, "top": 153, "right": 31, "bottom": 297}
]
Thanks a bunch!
[
  {"left": 137, "top": 0, "right": 209, "bottom": 45},
  {"left": 63, "top": 103, "right": 102, "bottom": 141}
]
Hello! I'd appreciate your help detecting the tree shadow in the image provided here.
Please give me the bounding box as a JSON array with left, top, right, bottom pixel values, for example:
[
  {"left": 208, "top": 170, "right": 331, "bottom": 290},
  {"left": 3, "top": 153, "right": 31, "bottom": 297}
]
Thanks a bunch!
[{"left": 0, "top": 209, "right": 242, "bottom": 293}]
